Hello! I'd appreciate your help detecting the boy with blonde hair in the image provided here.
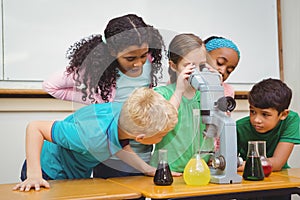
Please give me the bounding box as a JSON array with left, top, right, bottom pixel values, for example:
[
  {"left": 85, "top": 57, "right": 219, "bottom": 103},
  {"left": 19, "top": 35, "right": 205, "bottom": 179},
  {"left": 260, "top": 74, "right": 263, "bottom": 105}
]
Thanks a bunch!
[{"left": 14, "top": 87, "right": 178, "bottom": 192}]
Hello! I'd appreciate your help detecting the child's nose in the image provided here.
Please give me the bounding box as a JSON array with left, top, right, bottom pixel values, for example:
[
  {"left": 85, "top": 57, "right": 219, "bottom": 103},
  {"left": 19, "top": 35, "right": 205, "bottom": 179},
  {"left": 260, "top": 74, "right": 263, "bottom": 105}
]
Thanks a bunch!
[
  {"left": 217, "top": 66, "right": 226, "bottom": 74},
  {"left": 133, "top": 59, "right": 144, "bottom": 67},
  {"left": 254, "top": 116, "right": 262, "bottom": 123}
]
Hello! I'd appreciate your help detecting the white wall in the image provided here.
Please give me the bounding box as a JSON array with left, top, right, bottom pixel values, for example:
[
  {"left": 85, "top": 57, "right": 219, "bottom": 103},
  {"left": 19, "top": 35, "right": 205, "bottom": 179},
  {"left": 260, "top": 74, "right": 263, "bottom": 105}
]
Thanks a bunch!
[
  {"left": 281, "top": 0, "right": 300, "bottom": 114},
  {"left": 0, "top": 99, "right": 83, "bottom": 184},
  {"left": 280, "top": 0, "right": 300, "bottom": 171}
]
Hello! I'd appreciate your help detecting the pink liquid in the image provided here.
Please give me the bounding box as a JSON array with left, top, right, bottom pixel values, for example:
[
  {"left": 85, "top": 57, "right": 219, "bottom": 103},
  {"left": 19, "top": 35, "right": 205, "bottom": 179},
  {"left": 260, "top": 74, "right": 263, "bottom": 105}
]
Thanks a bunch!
[{"left": 262, "top": 164, "right": 272, "bottom": 177}]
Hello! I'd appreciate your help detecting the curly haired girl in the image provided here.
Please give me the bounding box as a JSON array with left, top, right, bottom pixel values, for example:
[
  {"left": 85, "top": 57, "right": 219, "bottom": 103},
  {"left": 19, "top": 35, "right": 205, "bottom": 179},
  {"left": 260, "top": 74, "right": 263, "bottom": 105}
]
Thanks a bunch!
[{"left": 43, "top": 13, "right": 166, "bottom": 178}]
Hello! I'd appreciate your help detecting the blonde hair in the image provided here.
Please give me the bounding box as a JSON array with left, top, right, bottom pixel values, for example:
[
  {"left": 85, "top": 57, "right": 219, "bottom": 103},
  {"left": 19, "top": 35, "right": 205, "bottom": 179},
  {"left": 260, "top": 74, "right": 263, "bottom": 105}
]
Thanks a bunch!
[{"left": 119, "top": 87, "right": 178, "bottom": 137}]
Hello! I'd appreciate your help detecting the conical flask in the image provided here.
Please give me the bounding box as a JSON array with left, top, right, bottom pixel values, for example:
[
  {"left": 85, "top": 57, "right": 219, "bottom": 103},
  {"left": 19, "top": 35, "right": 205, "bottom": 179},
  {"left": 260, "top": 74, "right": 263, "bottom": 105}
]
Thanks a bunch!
[
  {"left": 257, "top": 141, "right": 272, "bottom": 177},
  {"left": 153, "top": 149, "right": 173, "bottom": 185},
  {"left": 243, "top": 141, "right": 264, "bottom": 180},
  {"left": 183, "top": 151, "right": 211, "bottom": 186}
]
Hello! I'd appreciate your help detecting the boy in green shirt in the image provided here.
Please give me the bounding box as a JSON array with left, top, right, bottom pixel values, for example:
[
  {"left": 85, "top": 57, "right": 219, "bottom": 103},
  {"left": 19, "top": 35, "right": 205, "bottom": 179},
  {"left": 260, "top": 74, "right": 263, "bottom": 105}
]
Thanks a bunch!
[{"left": 237, "top": 78, "right": 300, "bottom": 172}]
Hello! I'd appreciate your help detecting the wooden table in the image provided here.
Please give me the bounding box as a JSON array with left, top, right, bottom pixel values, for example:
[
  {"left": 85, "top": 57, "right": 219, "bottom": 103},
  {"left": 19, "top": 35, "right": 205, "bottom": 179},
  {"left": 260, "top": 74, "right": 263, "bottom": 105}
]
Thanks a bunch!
[
  {"left": 0, "top": 178, "right": 141, "bottom": 200},
  {"left": 108, "top": 171, "right": 300, "bottom": 199},
  {"left": 2, "top": 170, "right": 300, "bottom": 200},
  {"left": 275, "top": 168, "right": 300, "bottom": 179}
]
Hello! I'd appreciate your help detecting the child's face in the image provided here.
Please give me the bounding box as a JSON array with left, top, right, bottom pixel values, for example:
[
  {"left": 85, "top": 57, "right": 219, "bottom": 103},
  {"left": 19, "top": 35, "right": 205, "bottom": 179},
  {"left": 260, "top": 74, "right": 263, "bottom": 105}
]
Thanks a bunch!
[
  {"left": 249, "top": 105, "right": 283, "bottom": 133},
  {"left": 176, "top": 46, "right": 207, "bottom": 73},
  {"left": 116, "top": 43, "right": 149, "bottom": 77},
  {"left": 207, "top": 47, "right": 239, "bottom": 81}
]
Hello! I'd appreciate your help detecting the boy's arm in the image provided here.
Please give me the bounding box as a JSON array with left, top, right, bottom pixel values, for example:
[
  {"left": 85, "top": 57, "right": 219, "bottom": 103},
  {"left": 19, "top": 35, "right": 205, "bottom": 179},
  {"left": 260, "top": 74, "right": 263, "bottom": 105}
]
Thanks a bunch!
[
  {"left": 268, "top": 142, "right": 294, "bottom": 171},
  {"left": 115, "top": 145, "right": 181, "bottom": 177},
  {"left": 237, "top": 142, "right": 294, "bottom": 172},
  {"left": 115, "top": 145, "right": 156, "bottom": 176},
  {"left": 13, "top": 121, "right": 54, "bottom": 192}
]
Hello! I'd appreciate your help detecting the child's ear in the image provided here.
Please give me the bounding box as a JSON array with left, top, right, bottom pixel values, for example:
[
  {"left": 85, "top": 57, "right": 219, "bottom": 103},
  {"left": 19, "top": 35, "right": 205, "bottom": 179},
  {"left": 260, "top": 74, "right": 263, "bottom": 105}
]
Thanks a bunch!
[
  {"left": 135, "top": 134, "right": 146, "bottom": 142},
  {"left": 279, "top": 109, "right": 289, "bottom": 120},
  {"left": 169, "top": 60, "right": 177, "bottom": 72}
]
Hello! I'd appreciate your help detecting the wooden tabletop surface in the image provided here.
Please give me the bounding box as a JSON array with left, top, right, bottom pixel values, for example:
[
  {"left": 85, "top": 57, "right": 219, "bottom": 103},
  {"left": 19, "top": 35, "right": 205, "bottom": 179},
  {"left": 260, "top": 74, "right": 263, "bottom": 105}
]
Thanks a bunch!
[
  {"left": 0, "top": 178, "right": 141, "bottom": 200},
  {"left": 107, "top": 170, "right": 300, "bottom": 199},
  {"left": 1, "top": 169, "right": 300, "bottom": 200}
]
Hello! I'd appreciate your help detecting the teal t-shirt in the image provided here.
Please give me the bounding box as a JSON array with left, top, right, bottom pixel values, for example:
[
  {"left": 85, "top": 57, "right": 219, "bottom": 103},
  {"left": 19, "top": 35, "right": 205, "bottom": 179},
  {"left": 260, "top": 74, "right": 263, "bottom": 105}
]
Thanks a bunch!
[
  {"left": 237, "top": 110, "right": 300, "bottom": 169},
  {"left": 41, "top": 103, "right": 123, "bottom": 179},
  {"left": 150, "top": 84, "right": 206, "bottom": 172}
]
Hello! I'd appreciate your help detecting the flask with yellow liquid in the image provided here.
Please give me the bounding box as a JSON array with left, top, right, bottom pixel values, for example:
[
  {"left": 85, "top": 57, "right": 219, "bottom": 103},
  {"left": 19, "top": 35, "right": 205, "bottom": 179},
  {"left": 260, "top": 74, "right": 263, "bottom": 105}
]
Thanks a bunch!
[{"left": 183, "top": 151, "right": 211, "bottom": 186}]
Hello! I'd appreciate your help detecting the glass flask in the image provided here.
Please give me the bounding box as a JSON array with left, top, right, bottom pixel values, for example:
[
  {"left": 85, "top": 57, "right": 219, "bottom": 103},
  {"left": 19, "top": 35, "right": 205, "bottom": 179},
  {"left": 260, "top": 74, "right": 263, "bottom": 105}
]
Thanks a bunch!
[
  {"left": 153, "top": 149, "right": 173, "bottom": 185},
  {"left": 243, "top": 141, "right": 264, "bottom": 181},
  {"left": 183, "top": 152, "right": 211, "bottom": 186},
  {"left": 257, "top": 141, "right": 272, "bottom": 177}
]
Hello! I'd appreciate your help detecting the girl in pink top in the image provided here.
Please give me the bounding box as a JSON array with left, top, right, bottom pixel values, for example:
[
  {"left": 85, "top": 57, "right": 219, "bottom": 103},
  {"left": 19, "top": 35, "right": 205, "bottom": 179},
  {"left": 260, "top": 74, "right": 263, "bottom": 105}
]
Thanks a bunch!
[{"left": 43, "top": 14, "right": 165, "bottom": 104}]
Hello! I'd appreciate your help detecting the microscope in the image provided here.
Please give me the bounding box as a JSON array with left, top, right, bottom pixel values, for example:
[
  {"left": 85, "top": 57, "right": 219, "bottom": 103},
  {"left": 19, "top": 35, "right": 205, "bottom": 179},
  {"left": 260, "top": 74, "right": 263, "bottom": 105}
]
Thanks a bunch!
[{"left": 189, "top": 66, "right": 242, "bottom": 184}]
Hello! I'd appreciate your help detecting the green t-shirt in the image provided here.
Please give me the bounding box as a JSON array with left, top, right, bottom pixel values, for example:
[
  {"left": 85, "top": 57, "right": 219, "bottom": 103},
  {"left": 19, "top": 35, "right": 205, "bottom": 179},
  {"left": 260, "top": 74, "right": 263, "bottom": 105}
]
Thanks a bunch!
[
  {"left": 237, "top": 110, "right": 300, "bottom": 169},
  {"left": 150, "top": 84, "right": 206, "bottom": 172}
]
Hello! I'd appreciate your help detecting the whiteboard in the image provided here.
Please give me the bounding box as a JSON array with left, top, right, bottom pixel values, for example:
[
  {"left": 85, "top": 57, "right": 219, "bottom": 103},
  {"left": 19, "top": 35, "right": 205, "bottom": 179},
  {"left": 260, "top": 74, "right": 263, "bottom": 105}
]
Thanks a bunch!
[{"left": 0, "top": 0, "right": 279, "bottom": 91}]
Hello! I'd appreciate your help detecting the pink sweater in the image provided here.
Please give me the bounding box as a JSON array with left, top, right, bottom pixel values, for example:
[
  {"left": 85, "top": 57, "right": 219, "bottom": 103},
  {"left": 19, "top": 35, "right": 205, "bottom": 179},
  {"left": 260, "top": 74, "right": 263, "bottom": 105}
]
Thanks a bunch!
[
  {"left": 223, "top": 82, "right": 235, "bottom": 98},
  {"left": 42, "top": 70, "right": 115, "bottom": 105}
]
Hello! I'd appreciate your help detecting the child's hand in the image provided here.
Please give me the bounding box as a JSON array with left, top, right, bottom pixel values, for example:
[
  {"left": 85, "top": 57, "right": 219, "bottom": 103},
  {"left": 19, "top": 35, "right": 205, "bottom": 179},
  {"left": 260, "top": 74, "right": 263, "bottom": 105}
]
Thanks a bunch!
[
  {"left": 13, "top": 178, "right": 50, "bottom": 192},
  {"left": 144, "top": 166, "right": 157, "bottom": 177},
  {"left": 171, "top": 171, "right": 182, "bottom": 177},
  {"left": 175, "top": 63, "right": 196, "bottom": 93}
]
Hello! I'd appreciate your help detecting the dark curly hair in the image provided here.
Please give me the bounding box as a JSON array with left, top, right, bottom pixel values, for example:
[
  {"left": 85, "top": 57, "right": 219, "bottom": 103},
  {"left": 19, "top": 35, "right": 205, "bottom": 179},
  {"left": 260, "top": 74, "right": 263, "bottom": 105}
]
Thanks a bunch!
[
  {"left": 66, "top": 14, "right": 165, "bottom": 103},
  {"left": 249, "top": 78, "right": 292, "bottom": 114}
]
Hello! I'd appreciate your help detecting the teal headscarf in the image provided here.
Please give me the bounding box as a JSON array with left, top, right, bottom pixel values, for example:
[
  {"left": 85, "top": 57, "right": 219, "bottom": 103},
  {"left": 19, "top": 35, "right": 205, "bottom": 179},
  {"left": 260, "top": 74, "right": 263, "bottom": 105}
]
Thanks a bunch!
[{"left": 205, "top": 37, "right": 240, "bottom": 58}]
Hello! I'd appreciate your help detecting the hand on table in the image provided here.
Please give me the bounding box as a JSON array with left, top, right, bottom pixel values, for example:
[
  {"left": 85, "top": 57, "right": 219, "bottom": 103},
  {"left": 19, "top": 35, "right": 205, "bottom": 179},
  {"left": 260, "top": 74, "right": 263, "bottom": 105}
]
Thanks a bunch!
[{"left": 13, "top": 178, "right": 50, "bottom": 192}]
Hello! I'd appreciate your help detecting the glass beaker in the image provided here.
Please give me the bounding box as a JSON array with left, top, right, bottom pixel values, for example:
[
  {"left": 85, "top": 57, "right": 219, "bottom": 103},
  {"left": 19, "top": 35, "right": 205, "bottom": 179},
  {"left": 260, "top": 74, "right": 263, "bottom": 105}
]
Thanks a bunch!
[
  {"left": 257, "top": 141, "right": 272, "bottom": 177},
  {"left": 243, "top": 141, "right": 264, "bottom": 181},
  {"left": 183, "top": 151, "right": 211, "bottom": 186},
  {"left": 153, "top": 149, "right": 173, "bottom": 185}
]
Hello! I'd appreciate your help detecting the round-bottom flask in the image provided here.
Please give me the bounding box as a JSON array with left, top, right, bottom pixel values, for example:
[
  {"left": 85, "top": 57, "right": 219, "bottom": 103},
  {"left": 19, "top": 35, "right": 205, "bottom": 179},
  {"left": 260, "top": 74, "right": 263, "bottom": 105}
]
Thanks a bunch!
[
  {"left": 257, "top": 141, "right": 272, "bottom": 177},
  {"left": 183, "top": 153, "right": 211, "bottom": 186}
]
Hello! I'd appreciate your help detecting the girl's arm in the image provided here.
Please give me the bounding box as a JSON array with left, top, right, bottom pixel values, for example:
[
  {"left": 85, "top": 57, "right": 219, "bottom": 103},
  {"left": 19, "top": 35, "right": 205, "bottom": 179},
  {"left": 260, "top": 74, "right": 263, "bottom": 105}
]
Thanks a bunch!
[
  {"left": 13, "top": 121, "right": 54, "bottom": 192},
  {"left": 115, "top": 145, "right": 182, "bottom": 177},
  {"left": 42, "top": 70, "right": 90, "bottom": 104},
  {"left": 268, "top": 142, "right": 294, "bottom": 171}
]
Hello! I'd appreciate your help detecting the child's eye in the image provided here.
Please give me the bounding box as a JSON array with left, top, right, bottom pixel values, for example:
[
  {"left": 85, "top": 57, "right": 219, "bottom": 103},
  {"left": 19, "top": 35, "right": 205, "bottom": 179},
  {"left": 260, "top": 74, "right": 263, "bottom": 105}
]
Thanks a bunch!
[
  {"left": 125, "top": 57, "right": 135, "bottom": 62},
  {"left": 262, "top": 113, "right": 271, "bottom": 117},
  {"left": 216, "top": 58, "right": 225, "bottom": 66},
  {"left": 250, "top": 110, "right": 256, "bottom": 115},
  {"left": 226, "top": 67, "right": 235, "bottom": 74},
  {"left": 141, "top": 53, "right": 148, "bottom": 58}
]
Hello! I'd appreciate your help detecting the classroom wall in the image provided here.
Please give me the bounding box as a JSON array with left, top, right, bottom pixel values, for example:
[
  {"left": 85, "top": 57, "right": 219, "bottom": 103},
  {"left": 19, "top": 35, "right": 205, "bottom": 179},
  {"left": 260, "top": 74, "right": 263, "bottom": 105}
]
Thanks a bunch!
[{"left": 0, "top": 0, "right": 299, "bottom": 184}]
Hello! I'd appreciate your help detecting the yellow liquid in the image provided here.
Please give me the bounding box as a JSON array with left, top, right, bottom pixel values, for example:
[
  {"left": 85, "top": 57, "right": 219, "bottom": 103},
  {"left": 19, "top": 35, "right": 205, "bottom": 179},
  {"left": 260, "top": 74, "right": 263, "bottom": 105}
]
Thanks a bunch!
[{"left": 183, "top": 158, "right": 211, "bottom": 186}]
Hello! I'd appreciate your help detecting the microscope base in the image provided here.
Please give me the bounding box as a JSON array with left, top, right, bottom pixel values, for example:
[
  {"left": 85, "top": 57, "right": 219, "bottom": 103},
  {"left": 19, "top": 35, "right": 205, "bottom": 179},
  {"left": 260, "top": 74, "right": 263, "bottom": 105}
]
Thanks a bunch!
[{"left": 210, "top": 173, "right": 242, "bottom": 184}]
